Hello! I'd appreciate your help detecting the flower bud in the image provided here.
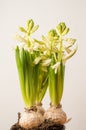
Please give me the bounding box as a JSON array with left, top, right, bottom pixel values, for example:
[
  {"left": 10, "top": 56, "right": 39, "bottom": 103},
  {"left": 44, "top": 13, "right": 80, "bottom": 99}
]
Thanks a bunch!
[
  {"left": 56, "top": 22, "right": 69, "bottom": 36},
  {"left": 48, "top": 29, "right": 57, "bottom": 37},
  {"left": 26, "top": 19, "right": 34, "bottom": 33},
  {"left": 19, "top": 27, "right": 26, "bottom": 33},
  {"left": 48, "top": 29, "right": 59, "bottom": 42},
  {"left": 31, "top": 25, "right": 39, "bottom": 34},
  {"left": 62, "top": 28, "right": 69, "bottom": 36}
]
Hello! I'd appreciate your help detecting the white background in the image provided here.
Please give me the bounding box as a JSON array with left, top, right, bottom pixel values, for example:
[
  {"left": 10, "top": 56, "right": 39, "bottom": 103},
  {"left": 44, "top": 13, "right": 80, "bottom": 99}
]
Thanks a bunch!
[{"left": 0, "top": 0, "right": 86, "bottom": 130}]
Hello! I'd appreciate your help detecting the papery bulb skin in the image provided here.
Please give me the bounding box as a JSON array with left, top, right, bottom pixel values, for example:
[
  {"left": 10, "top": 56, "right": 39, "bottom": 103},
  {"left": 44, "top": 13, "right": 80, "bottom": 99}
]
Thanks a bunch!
[
  {"left": 44, "top": 104, "right": 68, "bottom": 125},
  {"left": 19, "top": 107, "right": 44, "bottom": 129}
]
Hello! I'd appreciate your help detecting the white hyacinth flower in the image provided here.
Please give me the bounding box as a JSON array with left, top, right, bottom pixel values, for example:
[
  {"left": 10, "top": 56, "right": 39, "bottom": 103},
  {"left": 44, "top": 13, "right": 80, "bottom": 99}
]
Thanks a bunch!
[
  {"left": 41, "top": 59, "right": 51, "bottom": 66},
  {"left": 14, "top": 34, "right": 27, "bottom": 43},
  {"left": 63, "top": 45, "right": 78, "bottom": 61},
  {"left": 33, "top": 57, "right": 41, "bottom": 65},
  {"left": 51, "top": 62, "right": 60, "bottom": 74}
]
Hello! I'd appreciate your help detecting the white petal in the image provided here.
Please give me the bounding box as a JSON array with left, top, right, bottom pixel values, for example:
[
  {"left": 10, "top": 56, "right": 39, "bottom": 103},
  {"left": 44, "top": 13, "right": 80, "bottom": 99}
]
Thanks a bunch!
[
  {"left": 51, "top": 62, "right": 60, "bottom": 69},
  {"left": 34, "top": 57, "right": 41, "bottom": 64},
  {"left": 41, "top": 59, "right": 51, "bottom": 66}
]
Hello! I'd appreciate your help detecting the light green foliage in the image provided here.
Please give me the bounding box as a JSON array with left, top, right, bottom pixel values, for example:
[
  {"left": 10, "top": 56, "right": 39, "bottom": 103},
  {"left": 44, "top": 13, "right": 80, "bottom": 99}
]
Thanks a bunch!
[
  {"left": 49, "top": 56, "right": 65, "bottom": 106},
  {"left": 15, "top": 19, "right": 77, "bottom": 107},
  {"left": 15, "top": 46, "right": 48, "bottom": 107}
]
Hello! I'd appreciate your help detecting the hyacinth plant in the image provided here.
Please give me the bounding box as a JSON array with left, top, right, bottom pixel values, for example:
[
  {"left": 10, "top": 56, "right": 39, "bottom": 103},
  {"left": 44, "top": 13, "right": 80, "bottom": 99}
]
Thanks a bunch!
[
  {"left": 43, "top": 23, "right": 77, "bottom": 125},
  {"left": 15, "top": 19, "right": 77, "bottom": 129},
  {"left": 15, "top": 19, "right": 49, "bottom": 129}
]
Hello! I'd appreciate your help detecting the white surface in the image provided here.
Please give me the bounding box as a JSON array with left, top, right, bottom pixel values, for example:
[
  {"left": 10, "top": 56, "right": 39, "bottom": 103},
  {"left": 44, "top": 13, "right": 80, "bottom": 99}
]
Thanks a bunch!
[{"left": 0, "top": 0, "right": 86, "bottom": 130}]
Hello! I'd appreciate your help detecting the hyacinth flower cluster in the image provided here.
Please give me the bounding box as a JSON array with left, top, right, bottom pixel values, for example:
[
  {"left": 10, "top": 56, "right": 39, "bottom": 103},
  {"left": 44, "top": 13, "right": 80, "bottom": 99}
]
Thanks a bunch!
[{"left": 15, "top": 19, "right": 77, "bottom": 129}]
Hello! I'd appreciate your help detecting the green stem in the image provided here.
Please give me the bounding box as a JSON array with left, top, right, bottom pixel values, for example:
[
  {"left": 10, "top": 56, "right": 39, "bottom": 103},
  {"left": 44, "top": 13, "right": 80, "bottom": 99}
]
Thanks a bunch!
[{"left": 58, "top": 36, "right": 62, "bottom": 61}]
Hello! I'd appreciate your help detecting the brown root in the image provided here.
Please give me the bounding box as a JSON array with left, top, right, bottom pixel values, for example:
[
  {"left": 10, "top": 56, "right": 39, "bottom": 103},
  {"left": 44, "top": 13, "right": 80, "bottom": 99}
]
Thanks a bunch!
[{"left": 44, "top": 105, "right": 70, "bottom": 125}]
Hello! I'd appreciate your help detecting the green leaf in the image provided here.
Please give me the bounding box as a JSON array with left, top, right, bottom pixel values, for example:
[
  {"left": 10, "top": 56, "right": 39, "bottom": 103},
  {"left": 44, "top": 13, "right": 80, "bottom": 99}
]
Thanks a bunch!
[
  {"left": 49, "top": 55, "right": 65, "bottom": 106},
  {"left": 25, "top": 50, "right": 36, "bottom": 107},
  {"left": 35, "top": 65, "right": 48, "bottom": 103},
  {"left": 56, "top": 61, "right": 65, "bottom": 104},
  {"left": 49, "top": 55, "right": 57, "bottom": 105},
  {"left": 15, "top": 47, "right": 28, "bottom": 106},
  {"left": 38, "top": 76, "right": 48, "bottom": 103}
]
